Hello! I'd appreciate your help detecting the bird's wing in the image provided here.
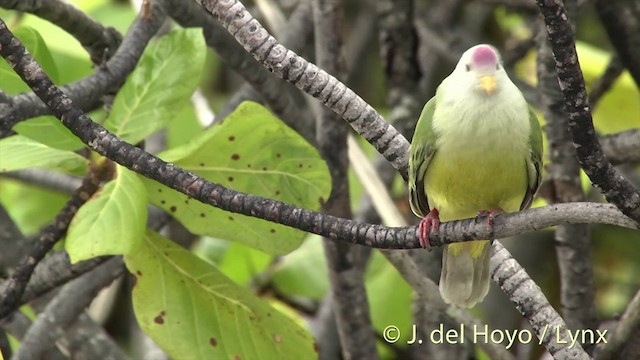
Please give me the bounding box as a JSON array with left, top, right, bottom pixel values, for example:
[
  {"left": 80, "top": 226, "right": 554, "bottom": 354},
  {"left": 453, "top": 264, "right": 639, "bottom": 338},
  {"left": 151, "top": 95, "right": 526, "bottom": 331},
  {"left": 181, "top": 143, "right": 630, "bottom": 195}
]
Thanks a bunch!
[
  {"left": 520, "top": 107, "right": 543, "bottom": 210},
  {"left": 409, "top": 97, "right": 438, "bottom": 217}
]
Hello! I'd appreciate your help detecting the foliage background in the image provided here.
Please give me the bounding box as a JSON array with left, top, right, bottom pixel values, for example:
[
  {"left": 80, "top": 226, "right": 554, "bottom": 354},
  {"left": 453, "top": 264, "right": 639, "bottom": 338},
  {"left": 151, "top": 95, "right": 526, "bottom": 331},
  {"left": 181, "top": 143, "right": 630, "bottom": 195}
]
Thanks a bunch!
[{"left": 0, "top": 0, "right": 638, "bottom": 359}]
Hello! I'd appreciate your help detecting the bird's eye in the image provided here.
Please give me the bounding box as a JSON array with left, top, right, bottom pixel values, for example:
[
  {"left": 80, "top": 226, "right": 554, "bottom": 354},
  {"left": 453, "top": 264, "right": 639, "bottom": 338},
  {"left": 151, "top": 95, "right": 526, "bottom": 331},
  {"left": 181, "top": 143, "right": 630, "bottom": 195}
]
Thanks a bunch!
[
  {"left": 495, "top": 63, "right": 500, "bottom": 70},
  {"left": 465, "top": 64, "right": 471, "bottom": 72}
]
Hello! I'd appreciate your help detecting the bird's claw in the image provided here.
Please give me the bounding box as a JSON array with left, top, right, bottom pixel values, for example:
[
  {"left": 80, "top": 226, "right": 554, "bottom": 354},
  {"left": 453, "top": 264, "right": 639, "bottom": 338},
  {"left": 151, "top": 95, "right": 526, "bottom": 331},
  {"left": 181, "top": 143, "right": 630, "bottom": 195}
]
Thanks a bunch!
[
  {"left": 477, "top": 208, "right": 503, "bottom": 230},
  {"left": 419, "top": 208, "right": 440, "bottom": 251}
]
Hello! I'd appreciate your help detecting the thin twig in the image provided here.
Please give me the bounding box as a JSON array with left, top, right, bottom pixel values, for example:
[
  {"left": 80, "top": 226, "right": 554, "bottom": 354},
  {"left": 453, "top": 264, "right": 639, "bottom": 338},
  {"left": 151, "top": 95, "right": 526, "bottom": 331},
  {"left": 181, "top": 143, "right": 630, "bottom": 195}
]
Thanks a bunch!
[
  {"left": 13, "top": 257, "right": 124, "bottom": 360},
  {"left": 0, "top": 165, "right": 107, "bottom": 319},
  {"left": 588, "top": 55, "right": 624, "bottom": 111}
]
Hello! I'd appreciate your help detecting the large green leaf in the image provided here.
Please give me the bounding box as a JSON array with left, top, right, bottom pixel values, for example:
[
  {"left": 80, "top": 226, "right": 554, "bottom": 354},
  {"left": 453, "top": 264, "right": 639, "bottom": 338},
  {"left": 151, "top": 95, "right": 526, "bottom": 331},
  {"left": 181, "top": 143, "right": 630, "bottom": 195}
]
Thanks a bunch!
[
  {"left": 104, "top": 29, "right": 206, "bottom": 144},
  {"left": 66, "top": 165, "right": 147, "bottom": 263},
  {"left": 0, "top": 135, "right": 85, "bottom": 172},
  {"left": 125, "top": 231, "right": 316, "bottom": 360},
  {"left": 13, "top": 116, "right": 85, "bottom": 151},
  {"left": 144, "top": 101, "right": 331, "bottom": 255}
]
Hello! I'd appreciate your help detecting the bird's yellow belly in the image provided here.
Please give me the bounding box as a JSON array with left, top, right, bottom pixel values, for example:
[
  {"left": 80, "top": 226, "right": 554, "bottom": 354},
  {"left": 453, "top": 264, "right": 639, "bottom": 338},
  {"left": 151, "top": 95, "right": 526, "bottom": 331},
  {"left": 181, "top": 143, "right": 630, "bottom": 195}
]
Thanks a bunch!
[{"left": 425, "top": 150, "right": 527, "bottom": 222}]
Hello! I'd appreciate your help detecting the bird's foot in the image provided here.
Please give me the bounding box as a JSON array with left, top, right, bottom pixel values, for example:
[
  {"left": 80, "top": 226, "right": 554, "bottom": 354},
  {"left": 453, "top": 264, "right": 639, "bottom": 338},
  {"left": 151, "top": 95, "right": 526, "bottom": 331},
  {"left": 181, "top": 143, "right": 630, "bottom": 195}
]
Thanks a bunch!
[
  {"left": 418, "top": 208, "right": 440, "bottom": 251},
  {"left": 477, "top": 208, "right": 503, "bottom": 230}
]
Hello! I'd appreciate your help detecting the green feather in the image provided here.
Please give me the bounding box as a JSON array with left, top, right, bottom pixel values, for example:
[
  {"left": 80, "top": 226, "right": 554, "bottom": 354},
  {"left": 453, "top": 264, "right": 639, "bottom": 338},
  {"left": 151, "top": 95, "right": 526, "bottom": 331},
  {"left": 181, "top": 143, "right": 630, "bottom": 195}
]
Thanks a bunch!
[{"left": 408, "top": 97, "right": 437, "bottom": 218}]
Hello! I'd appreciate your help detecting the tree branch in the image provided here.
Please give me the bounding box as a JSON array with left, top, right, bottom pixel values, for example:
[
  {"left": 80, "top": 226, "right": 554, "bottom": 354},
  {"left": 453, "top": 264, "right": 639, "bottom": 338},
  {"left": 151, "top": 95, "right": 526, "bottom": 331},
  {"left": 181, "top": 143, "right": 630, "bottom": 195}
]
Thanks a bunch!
[
  {"left": 601, "top": 129, "right": 640, "bottom": 166},
  {"left": 313, "top": 0, "right": 378, "bottom": 358},
  {"left": 491, "top": 241, "right": 591, "bottom": 359},
  {"left": 382, "top": 250, "right": 516, "bottom": 360},
  {"left": 536, "top": 0, "right": 640, "bottom": 222},
  {"left": 13, "top": 257, "right": 124, "bottom": 360},
  {"left": 588, "top": 55, "right": 623, "bottom": 111},
  {"left": 165, "top": 0, "right": 313, "bottom": 142},
  {"left": 0, "top": 165, "right": 107, "bottom": 320},
  {"left": 2, "top": 168, "right": 83, "bottom": 194},
  {"left": 536, "top": 17, "right": 597, "bottom": 335},
  {"left": 0, "top": 311, "right": 67, "bottom": 360},
  {"left": 0, "top": 0, "right": 166, "bottom": 137},
  {"left": 196, "top": 0, "right": 411, "bottom": 180},
  {"left": 0, "top": 0, "right": 122, "bottom": 64},
  {"left": 594, "top": 0, "right": 640, "bottom": 88},
  {"left": 594, "top": 289, "right": 640, "bottom": 360}
]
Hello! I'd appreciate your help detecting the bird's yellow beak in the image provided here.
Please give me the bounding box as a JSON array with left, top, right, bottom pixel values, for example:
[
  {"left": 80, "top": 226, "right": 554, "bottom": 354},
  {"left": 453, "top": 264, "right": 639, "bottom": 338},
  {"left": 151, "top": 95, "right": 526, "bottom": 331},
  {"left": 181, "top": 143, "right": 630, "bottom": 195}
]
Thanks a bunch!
[{"left": 479, "top": 75, "right": 497, "bottom": 95}]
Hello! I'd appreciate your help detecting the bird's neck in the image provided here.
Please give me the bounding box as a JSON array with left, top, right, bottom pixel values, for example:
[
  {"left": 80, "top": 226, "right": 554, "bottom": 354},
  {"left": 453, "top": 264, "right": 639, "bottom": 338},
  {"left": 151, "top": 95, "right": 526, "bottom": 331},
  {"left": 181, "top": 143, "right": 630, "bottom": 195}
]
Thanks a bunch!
[{"left": 432, "top": 85, "right": 530, "bottom": 152}]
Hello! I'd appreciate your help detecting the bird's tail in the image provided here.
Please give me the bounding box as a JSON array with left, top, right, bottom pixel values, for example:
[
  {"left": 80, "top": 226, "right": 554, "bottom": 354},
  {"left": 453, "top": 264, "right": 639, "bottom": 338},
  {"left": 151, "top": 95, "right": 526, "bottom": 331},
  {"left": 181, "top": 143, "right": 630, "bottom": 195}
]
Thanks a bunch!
[{"left": 439, "top": 240, "right": 491, "bottom": 308}]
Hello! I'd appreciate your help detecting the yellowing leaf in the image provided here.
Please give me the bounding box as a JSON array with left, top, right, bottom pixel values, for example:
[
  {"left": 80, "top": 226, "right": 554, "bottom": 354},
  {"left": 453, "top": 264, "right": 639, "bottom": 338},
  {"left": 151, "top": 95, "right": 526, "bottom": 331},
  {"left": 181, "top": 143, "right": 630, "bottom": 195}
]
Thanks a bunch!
[
  {"left": 125, "top": 231, "right": 316, "bottom": 360},
  {"left": 144, "top": 101, "right": 331, "bottom": 255}
]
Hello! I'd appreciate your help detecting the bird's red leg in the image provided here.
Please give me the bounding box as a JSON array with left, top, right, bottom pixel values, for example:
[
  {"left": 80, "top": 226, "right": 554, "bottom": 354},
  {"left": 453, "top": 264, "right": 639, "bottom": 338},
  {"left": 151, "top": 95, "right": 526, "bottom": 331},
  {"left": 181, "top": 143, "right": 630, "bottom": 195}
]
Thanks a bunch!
[
  {"left": 419, "top": 208, "right": 440, "bottom": 251},
  {"left": 477, "top": 208, "right": 503, "bottom": 230}
]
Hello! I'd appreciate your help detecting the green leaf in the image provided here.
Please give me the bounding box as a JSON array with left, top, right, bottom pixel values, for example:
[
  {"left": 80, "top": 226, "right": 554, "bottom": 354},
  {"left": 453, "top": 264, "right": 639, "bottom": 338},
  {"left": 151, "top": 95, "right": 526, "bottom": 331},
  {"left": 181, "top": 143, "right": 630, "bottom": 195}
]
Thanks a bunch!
[
  {"left": 66, "top": 165, "right": 147, "bottom": 263},
  {"left": 13, "top": 116, "right": 85, "bottom": 151},
  {"left": 144, "top": 101, "right": 331, "bottom": 255},
  {"left": 166, "top": 102, "right": 204, "bottom": 149},
  {"left": 0, "top": 135, "right": 85, "bottom": 172},
  {"left": 271, "top": 236, "right": 329, "bottom": 299},
  {"left": 216, "top": 242, "right": 273, "bottom": 286},
  {"left": 1, "top": 26, "right": 84, "bottom": 151},
  {"left": 125, "top": 231, "right": 316, "bottom": 360},
  {"left": 104, "top": 29, "right": 206, "bottom": 144},
  {"left": 0, "top": 26, "right": 59, "bottom": 95},
  {"left": 192, "top": 237, "right": 273, "bottom": 286}
]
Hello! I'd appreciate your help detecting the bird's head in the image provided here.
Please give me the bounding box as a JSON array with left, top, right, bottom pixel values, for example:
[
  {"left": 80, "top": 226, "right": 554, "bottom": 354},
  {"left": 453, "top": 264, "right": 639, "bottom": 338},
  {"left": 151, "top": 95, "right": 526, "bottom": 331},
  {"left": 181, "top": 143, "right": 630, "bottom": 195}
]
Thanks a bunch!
[{"left": 454, "top": 44, "right": 505, "bottom": 96}]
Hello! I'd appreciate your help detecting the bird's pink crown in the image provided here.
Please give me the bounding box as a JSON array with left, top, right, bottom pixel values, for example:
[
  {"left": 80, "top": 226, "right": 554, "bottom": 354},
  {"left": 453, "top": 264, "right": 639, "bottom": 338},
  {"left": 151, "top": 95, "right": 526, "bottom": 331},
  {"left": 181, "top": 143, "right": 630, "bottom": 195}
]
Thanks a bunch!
[{"left": 472, "top": 46, "right": 498, "bottom": 67}]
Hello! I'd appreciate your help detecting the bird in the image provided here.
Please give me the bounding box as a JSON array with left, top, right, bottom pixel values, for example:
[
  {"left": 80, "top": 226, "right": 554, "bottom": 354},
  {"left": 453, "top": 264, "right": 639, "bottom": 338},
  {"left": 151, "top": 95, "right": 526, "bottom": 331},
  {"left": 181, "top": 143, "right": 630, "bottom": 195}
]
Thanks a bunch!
[{"left": 408, "top": 44, "right": 543, "bottom": 308}]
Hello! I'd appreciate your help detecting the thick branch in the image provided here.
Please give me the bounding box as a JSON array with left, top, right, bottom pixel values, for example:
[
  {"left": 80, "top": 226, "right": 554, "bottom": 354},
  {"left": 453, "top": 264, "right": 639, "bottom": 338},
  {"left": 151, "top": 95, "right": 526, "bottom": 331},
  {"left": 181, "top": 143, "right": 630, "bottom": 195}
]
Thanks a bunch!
[
  {"left": 492, "top": 242, "right": 590, "bottom": 359},
  {"left": 537, "top": 23, "right": 596, "bottom": 334},
  {"left": 536, "top": 0, "right": 640, "bottom": 222},
  {"left": 601, "top": 129, "right": 640, "bottom": 166},
  {"left": 197, "top": 0, "right": 411, "bottom": 180}
]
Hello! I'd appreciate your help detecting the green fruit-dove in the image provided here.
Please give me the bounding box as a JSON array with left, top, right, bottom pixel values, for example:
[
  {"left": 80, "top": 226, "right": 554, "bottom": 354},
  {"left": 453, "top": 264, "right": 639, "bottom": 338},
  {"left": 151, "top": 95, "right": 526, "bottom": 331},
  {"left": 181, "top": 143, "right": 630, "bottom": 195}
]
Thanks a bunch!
[{"left": 409, "top": 44, "right": 543, "bottom": 308}]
